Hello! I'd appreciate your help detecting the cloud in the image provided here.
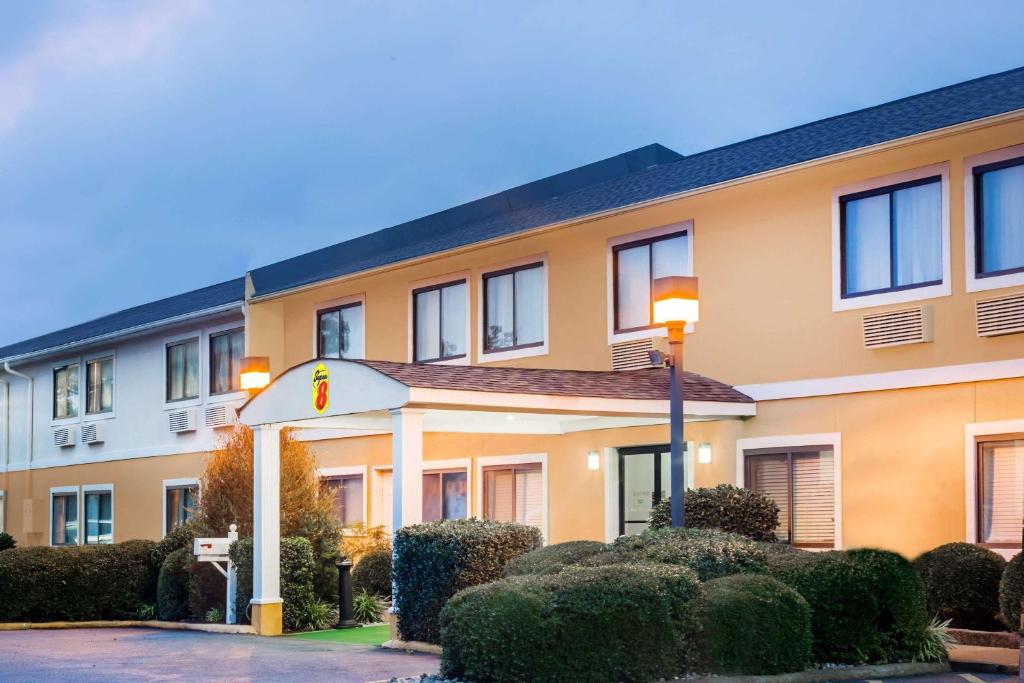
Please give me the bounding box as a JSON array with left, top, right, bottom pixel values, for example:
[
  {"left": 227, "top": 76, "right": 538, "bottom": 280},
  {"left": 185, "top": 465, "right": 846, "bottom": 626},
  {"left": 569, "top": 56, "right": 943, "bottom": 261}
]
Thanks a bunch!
[{"left": 0, "top": 0, "right": 207, "bottom": 132}]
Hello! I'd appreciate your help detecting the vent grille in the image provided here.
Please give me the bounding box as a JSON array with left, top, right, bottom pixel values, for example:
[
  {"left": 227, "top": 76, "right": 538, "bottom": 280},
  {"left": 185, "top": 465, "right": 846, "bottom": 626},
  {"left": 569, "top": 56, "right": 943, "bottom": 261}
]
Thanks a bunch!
[
  {"left": 168, "top": 408, "right": 196, "bottom": 434},
  {"left": 80, "top": 423, "right": 104, "bottom": 445},
  {"left": 53, "top": 426, "right": 77, "bottom": 448},
  {"left": 862, "top": 305, "right": 934, "bottom": 349},
  {"left": 611, "top": 336, "right": 668, "bottom": 371},
  {"left": 977, "top": 292, "right": 1024, "bottom": 337},
  {"left": 204, "top": 404, "right": 236, "bottom": 429}
]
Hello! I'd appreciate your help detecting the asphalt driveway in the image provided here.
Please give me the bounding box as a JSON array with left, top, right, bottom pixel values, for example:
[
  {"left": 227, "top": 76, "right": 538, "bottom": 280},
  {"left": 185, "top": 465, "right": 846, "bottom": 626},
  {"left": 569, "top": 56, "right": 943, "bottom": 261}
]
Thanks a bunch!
[{"left": 0, "top": 627, "right": 440, "bottom": 682}]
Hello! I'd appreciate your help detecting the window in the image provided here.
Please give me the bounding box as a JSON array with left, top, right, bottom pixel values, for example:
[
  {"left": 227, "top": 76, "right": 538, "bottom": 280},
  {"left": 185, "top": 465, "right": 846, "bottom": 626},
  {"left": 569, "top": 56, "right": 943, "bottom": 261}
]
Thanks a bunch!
[
  {"left": 745, "top": 447, "right": 835, "bottom": 548},
  {"left": 210, "top": 328, "right": 244, "bottom": 395},
  {"left": 85, "top": 357, "right": 113, "bottom": 415},
  {"left": 165, "top": 484, "right": 198, "bottom": 535},
  {"left": 0, "top": 490, "right": 5, "bottom": 534},
  {"left": 483, "top": 463, "right": 542, "bottom": 528},
  {"left": 53, "top": 363, "right": 79, "bottom": 419},
  {"left": 977, "top": 437, "right": 1024, "bottom": 547},
  {"left": 613, "top": 230, "right": 690, "bottom": 332},
  {"left": 422, "top": 470, "right": 468, "bottom": 522},
  {"left": 166, "top": 338, "right": 199, "bottom": 402},
  {"left": 483, "top": 262, "right": 544, "bottom": 352},
  {"left": 840, "top": 176, "right": 943, "bottom": 298},
  {"left": 84, "top": 489, "right": 113, "bottom": 545},
  {"left": 372, "top": 470, "right": 393, "bottom": 532},
  {"left": 413, "top": 280, "right": 467, "bottom": 362},
  {"left": 51, "top": 491, "right": 78, "bottom": 546},
  {"left": 324, "top": 474, "right": 363, "bottom": 526},
  {"left": 973, "top": 157, "right": 1024, "bottom": 278},
  {"left": 318, "top": 302, "right": 364, "bottom": 359}
]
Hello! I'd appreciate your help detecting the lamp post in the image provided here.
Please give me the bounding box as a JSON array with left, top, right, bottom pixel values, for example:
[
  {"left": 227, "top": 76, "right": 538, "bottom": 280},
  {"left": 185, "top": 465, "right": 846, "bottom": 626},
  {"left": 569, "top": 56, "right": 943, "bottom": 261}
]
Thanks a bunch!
[
  {"left": 652, "top": 276, "right": 699, "bottom": 529},
  {"left": 240, "top": 356, "right": 271, "bottom": 392}
]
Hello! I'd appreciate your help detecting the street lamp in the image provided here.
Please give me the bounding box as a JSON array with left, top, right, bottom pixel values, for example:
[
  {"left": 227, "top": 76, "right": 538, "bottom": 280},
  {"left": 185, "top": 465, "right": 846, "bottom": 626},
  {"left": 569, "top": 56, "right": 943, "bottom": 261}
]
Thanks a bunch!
[
  {"left": 240, "top": 356, "right": 271, "bottom": 392},
  {"left": 652, "top": 276, "right": 699, "bottom": 528}
]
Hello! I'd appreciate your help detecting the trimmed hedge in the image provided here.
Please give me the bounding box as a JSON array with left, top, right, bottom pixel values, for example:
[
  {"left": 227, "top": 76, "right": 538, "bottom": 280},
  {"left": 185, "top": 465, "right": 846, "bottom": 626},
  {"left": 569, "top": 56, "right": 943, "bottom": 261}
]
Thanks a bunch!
[
  {"left": 846, "top": 549, "right": 929, "bottom": 662},
  {"left": 394, "top": 518, "right": 542, "bottom": 644},
  {"left": 230, "top": 536, "right": 321, "bottom": 632},
  {"left": 504, "top": 540, "right": 606, "bottom": 577},
  {"left": 352, "top": 547, "right": 392, "bottom": 598},
  {"left": 0, "top": 539, "right": 157, "bottom": 622},
  {"left": 999, "top": 552, "right": 1024, "bottom": 630},
  {"left": 914, "top": 542, "right": 1006, "bottom": 630},
  {"left": 650, "top": 484, "right": 780, "bottom": 541},
  {"left": 698, "top": 573, "right": 812, "bottom": 675},
  {"left": 441, "top": 562, "right": 701, "bottom": 683},
  {"left": 766, "top": 551, "right": 879, "bottom": 664},
  {"left": 593, "top": 527, "right": 767, "bottom": 580},
  {"left": 156, "top": 547, "right": 193, "bottom": 621}
]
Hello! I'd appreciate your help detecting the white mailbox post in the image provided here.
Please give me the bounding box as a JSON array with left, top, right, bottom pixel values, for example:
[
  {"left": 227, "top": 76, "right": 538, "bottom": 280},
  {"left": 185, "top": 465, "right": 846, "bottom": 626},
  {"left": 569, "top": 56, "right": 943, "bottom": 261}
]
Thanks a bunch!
[{"left": 193, "top": 524, "right": 239, "bottom": 625}]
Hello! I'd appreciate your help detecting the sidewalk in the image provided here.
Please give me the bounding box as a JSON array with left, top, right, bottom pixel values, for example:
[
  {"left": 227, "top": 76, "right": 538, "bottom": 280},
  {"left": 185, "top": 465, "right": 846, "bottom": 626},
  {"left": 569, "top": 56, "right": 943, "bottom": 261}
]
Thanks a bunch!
[{"left": 949, "top": 644, "right": 1020, "bottom": 674}]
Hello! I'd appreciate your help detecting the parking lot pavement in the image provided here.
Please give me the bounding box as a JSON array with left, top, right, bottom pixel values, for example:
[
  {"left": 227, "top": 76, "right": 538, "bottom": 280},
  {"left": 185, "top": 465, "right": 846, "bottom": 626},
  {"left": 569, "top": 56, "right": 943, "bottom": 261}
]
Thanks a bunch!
[{"left": 0, "top": 627, "right": 440, "bottom": 682}]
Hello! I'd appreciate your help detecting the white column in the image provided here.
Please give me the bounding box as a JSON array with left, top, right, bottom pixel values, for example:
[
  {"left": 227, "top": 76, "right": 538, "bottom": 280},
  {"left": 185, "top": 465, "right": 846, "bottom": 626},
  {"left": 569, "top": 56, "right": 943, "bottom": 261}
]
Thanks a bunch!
[
  {"left": 252, "top": 424, "right": 282, "bottom": 608},
  {"left": 390, "top": 408, "right": 425, "bottom": 531}
]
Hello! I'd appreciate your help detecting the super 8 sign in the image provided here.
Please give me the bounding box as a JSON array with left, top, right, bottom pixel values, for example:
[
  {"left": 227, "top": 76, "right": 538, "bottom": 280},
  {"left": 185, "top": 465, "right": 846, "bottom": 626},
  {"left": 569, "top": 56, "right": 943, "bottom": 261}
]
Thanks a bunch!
[{"left": 312, "top": 363, "right": 329, "bottom": 414}]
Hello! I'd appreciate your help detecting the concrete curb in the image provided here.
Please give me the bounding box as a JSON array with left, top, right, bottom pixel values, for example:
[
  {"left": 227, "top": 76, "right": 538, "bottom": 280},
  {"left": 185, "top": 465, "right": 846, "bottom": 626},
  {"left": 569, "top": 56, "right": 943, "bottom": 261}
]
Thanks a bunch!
[
  {"left": 380, "top": 638, "right": 442, "bottom": 655},
  {"left": 0, "top": 620, "right": 255, "bottom": 635},
  {"left": 685, "top": 661, "right": 949, "bottom": 683}
]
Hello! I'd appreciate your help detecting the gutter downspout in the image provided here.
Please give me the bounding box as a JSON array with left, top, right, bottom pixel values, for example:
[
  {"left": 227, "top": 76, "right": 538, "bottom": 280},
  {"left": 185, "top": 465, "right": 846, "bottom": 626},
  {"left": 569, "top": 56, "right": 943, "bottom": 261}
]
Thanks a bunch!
[
  {"left": 3, "top": 362, "right": 33, "bottom": 465},
  {"left": 0, "top": 379, "right": 7, "bottom": 468}
]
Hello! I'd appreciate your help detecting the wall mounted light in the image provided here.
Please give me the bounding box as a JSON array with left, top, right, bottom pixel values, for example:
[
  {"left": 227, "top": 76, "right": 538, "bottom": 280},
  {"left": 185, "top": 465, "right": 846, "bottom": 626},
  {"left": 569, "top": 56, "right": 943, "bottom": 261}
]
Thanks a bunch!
[
  {"left": 240, "top": 356, "right": 271, "bottom": 391},
  {"left": 698, "top": 442, "right": 713, "bottom": 464},
  {"left": 587, "top": 451, "right": 601, "bottom": 471}
]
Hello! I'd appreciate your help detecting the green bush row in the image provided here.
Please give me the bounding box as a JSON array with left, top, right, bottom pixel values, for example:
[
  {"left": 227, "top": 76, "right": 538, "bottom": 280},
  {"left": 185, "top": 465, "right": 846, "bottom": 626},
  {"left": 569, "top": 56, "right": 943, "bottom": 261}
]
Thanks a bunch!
[{"left": 649, "top": 484, "right": 780, "bottom": 541}]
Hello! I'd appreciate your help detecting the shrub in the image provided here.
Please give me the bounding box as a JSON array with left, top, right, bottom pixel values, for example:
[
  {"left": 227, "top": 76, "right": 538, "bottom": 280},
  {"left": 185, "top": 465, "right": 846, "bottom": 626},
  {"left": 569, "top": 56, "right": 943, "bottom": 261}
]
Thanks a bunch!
[
  {"left": 0, "top": 539, "right": 157, "bottom": 622},
  {"left": 595, "top": 527, "right": 767, "bottom": 580},
  {"left": 393, "top": 518, "right": 542, "bottom": 644},
  {"left": 230, "top": 536, "right": 324, "bottom": 632},
  {"left": 340, "top": 523, "right": 391, "bottom": 563},
  {"left": 205, "top": 607, "right": 225, "bottom": 624},
  {"left": 293, "top": 598, "right": 337, "bottom": 632},
  {"left": 504, "top": 540, "right": 606, "bottom": 576},
  {"left": 999, "top": 551, "right": 1024, "bottom": 630},
  {"left": 650, "top": 485, "right": 780, "bottom": 541},
  {"left": 766, "top": 551, "right": 879, "bottom": 664},
  {"left": 914, "top": 542, "right": 1006, "bottom": 630},
  {"left": 156, "top": 547, "right": 192, "bottom": 621},
  {"left": 353, "top": 589, "right": 387, "bottom": 624},
  {"left": 440, "top": 563, "right": 701, "bottom": 683},
  {"left": 0, "top": 532, "right": 16, "bottom": 552},
  {"left": 352, "top": 548, "right": 392, "bottom": 597},
  {"left": 698, "top": 573, "right": 812, "bottom": 675},
  {"left": 846, "top": 548, "right": 929, "bottom": 662},
  {"left": 915, "top": 617, "right": 955, "bottom": 662}
]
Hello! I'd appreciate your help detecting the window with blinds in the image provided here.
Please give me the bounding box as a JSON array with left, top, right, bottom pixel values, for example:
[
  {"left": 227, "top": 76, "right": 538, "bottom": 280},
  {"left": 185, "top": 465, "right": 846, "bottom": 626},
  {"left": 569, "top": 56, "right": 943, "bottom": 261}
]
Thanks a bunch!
[
  {"left": 746, "top": 447, "right": 835, "bottom": 548},
  {"left": 483, "top": 463, "right": 543, "bottom": 530},
  {"left": 979, "top": 437, "right": 1024, "bottom": 546}
]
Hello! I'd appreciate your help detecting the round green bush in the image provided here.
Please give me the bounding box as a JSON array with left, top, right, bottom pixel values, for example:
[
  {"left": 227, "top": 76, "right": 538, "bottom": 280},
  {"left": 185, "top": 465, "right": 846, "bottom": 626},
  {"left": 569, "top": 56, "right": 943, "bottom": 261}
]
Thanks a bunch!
[
  {"left": 698, "top": 573, "right": 812, "bottom": 675},
  {"left": 504, "top": 540, "right": 606, "bottom": 576},
  {"left": 766, "top": 551, "right": 880, "bottom": 664},
  {"left": 999, "top": 552, "right": 1024, "bottom": 630},
  {"left": 914, "top": 542, "right": 1006, "bottom": 630},
  {"left": 846, "top": 548, "right": 929, "bottom": 662},
  {"left": 650, "top": 484, "right": 780, "bottom": 541},
  {"left": 157, "top": 547, "right": 193, "bottom": 621},
  {"left": 595, "top": 527, "right": 767, "bottom": 580},
  {"left": 352, "top": 548, "right": 392, "bottom": 597}
]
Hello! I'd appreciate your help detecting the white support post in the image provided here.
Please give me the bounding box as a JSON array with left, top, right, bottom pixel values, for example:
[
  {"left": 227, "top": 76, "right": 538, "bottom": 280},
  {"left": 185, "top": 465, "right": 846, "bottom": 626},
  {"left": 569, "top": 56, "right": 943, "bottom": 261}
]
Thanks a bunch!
[
  {"left": 226, "top": 524, "right": 238, "bottom": 625},
  {"left": 252, "top": 424, "right": 283, "bottom": 634},
  {"left": 390, "top": 408, "right": 424, "bottom": 610}
]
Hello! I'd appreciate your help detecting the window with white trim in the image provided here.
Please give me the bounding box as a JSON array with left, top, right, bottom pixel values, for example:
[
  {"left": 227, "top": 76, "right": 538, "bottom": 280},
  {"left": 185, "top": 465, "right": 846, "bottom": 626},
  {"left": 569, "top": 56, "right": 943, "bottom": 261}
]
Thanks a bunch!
[
  {"left": 483, "top": 463, "right": 542, "bottom": 529},
  {"left": 372, "top": 470, "right": 393, "bottom": 532},
  {"left": 53, "top": 363, "right": 80, "bottom": 419},
  {"left": 85, "top": 357, "right": 113, "bottom": 415},
  {"left": 166, "top": 338, "right": 200, "bottom": 402},
  {"left": 613, "top": 230, "right": 690, "bottom": 332},
  {"left": 745, "top": 447, "right": 835, "bottom": 548},
  {"left": 413, "top": 280, "right": 467, "bottom": 362},
  {"left": 210, "top": 328, "right": 244, "bottom": 395},
  {"left": 482, "top": 262, "right": 545, "bottom": 353},
  {"left": 977, "top": 436, "right": 1024, "bottom": 547},
  {"left": 324, "top": 474, "right": 364, "bottom": 526},
  {"left": 51, "top": 491, "right": 79, "bottom": 546},
  {"left": 972, "top": 156, "right": 1024, "bottom": 279},
  {"left": 422, "top": 469, "right": 468, "bottom": 522},
  {"left": 165, "top": 483, "right": 198, "bottom": 535},
  {"left": 84, "top": 488, "right": 113, "bottom": 545},
  {"left": 318, "top": 303, "right": 364, "bottom": 359}
]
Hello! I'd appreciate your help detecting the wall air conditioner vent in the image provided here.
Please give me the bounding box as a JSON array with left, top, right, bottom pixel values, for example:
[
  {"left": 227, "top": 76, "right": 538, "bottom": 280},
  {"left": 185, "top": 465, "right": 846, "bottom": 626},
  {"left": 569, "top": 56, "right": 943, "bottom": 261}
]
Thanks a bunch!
[
  {"left": 204, "top": 404, "right": 237, "bottom": 429},
  {"left": 168, "top": 408, "right": 196, "bottom": 434},
  {"left": 611, "top": 336, "right": 669, "bottom": 371},
  {"left": 53, "top": 426, "right": 77, "bottom": 448},
  {"left": 976, "top": 291, "right": 1024, "bottom": 337},
  {"left": 80, "top": 423, "right": 104, "bottom": 445},
  {"left": 862, "top": 305, "right": 934, "bottom": 349}
]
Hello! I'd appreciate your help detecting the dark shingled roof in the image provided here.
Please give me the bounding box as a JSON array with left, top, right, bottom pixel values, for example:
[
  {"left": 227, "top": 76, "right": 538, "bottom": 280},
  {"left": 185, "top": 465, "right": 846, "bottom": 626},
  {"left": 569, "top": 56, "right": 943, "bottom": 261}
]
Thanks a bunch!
[
  {"left": 0, "top": 278, "right": 245, "bottom": 363},
  {"left": 250, "top": 66, "right": 1024, "bottom": 298},
  {"left": 357, "top": 359, "right": 753, "bottom": 403}
]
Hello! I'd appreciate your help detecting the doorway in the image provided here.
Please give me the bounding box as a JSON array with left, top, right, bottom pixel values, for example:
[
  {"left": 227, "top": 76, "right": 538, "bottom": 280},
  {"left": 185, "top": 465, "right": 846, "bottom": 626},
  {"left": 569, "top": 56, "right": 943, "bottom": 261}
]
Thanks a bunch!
[{"left": 618, "top": 444, "right": 674, "bottom": 536}]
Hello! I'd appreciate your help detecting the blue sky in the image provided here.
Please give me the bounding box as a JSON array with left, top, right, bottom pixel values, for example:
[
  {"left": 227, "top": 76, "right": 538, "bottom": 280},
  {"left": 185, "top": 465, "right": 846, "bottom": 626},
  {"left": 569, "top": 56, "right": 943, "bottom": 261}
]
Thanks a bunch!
[{"left": 2, "top": 1, "right": 1024, "bottom": 346}]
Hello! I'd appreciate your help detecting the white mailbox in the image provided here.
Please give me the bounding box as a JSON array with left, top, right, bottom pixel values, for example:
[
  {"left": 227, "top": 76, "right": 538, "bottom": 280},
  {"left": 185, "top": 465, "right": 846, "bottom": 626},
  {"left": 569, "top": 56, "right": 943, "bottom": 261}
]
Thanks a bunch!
[{"left": 193, "top": 524, "right": 239, "bottom": 624}]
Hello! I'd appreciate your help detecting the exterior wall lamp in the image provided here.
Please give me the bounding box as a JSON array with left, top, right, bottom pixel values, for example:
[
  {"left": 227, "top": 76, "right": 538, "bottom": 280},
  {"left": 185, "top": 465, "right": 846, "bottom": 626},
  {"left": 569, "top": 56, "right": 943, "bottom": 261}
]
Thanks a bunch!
[
  {"left": 652, "top": 275, "right": 699, "bottom": 528},
  {"left": 587, "top": 450, "right": 601, "bottom": 471},
  {"left": 240, "top": 356, "right": 271, "bottom": 392}
]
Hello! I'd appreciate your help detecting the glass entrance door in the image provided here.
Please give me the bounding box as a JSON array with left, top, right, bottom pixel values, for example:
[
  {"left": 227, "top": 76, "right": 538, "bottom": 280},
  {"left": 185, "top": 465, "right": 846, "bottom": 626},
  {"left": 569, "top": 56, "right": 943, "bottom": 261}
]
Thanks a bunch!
[{"left": 618, "top": 444, "right": 672, "bottom": 536}]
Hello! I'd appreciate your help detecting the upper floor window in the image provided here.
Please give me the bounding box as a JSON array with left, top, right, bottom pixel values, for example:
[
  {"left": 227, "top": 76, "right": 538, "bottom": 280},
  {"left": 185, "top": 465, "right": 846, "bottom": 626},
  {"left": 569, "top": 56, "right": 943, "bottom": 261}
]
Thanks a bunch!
[
  {"left": 841, "top": 176, "right": 942, "bottom": 298},
  {"left": 613, "top": 230, "right": 690, "bottom": 332},
  {"left": 413, "top": 280, "right": 467, "bottom": 362},
  {"left": 210, "top": 328, "right": 244, "bottom": 395},
  {"left": 973, "top": 156, "right": 1024, "bottom": 278},
  {"left": 745, "top": 447, "right": 835, "bottom": 548},
  {"left": 483, "top": 262, "right": 544, "bottom": 352},
  {"left": 85, "top": 357, "right": 113, "bottom": 415},
  {"left": 166, "top": 338, "right": 200, "bottom": 402},
  {"left": 977, "top": 436, "right": 1024, "bottom": 547},
  {"left": 318, "top": 302, "right": 364, "bottom": 359},
  {"left": 53, "top": 363, "right": 79, "bottom": 419}
]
